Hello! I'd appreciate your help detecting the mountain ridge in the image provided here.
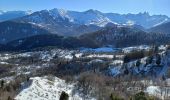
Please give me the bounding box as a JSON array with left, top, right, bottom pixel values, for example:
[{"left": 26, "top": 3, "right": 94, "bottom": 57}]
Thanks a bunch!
[
  {"left": 0, "top": 8, "right": 170, "bottom": 49},
  {"left": 10, "top": 8, "right": 170, "bottom": 28}
]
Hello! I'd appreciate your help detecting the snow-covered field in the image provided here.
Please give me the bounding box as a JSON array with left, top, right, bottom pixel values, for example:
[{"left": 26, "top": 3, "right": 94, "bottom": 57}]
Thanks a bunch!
[
  {"left": 122, "top": 45, "right": 151, "bottom": 53},
  {"left": 86, "top": 54, "right": 114, "bottom": 59}
]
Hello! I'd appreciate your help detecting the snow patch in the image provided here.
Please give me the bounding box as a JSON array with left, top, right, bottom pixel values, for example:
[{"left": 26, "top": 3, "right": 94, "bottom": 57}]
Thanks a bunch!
[{"left": 146, "top": 86, "right": 160, "bottom": 95}]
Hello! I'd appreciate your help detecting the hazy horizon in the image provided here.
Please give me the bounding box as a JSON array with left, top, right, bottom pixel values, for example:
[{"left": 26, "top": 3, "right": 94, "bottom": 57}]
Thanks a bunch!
[
  {"left": 0, "top": 0, "right": 170, "bottom": 16},
  {"left": 1, "top": 8, "right": 169, "bottom": 17}
]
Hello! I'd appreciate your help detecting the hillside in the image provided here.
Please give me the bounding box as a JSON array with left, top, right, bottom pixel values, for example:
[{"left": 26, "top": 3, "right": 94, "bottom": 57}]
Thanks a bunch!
[
  {"left": 0, "top": 21, "right": 50, "bottom": 44},
  {"left": 149, "top": 22, "right": 170, "bottom": 34},
  {"left": 80, "top": 26, "right": 170, "bottom": 47}
]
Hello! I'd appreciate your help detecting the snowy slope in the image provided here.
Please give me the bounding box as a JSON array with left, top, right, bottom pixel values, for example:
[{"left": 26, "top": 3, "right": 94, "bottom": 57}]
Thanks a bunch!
[
  {"left": 15, "top": 76, "right": 94, "bottom": 100},
  {"left": 122, "top": 45, "right": 151, "bottom": 53},
  {"left": 145, "top": 85, "right": 170, "bottom": 99},
  {"left": 108, "top": 46, "right": 170, "bottom": 77},
  {"left": 67, "top": 9, "right": 113, "bottom": 27},
  {"left": 153, "top": 18, "right": 169, "bottom": 27}
]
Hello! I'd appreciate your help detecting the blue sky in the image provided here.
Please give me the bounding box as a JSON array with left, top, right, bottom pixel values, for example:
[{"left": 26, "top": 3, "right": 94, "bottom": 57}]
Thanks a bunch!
[{"left": 0, "top": 0, "right": 170, "bottom": 16}]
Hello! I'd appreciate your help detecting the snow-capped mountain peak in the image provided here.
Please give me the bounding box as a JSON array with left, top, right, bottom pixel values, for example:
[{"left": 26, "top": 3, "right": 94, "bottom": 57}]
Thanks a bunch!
[
  {"left": 48, "top": 8, "right": 73, "bottom": 22},
  {"left": 22, "top": 8, "right": 113, "bottom": 27},
  {"left": 50, "top": 8, "right": 68, "bottom": 17},
  {"left": 25, "top": 10, "right": 33, "bottom": 15},
  {"left": 11, "top": 8, "right": 170, "bottom": 28}
]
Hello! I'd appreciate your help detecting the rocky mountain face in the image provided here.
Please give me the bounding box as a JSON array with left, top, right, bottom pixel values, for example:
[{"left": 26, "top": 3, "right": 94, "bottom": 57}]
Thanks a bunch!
[{"left": 15, "top": 9, "right": 101, "bottom": 36}]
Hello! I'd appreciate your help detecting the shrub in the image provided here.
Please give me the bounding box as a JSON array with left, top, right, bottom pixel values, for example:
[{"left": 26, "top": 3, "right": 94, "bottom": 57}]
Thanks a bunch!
[
  {"left": 131, "top": 91, "right": 156, "bottom": 100},
  {"left": 136, "top": 60, "right": 141, "bottom": 67},
  {"left": 134, "top": 91, "right": 147, "bottom": 100},
  {"left": 8, "top": 96, "right": 12, "bottom": 100},
  {"left": 124, "top": 55, "right": 130, "bottom": 63},
  {"left": 110, "top": 93, "right": 124, "bottom": 100},
  {"left": 124, "top": 50, "right": 145, "bottom": 63},
  {"left": 124, "top": 69, "right": 129, "bottom": 75},
  {"left": 146, "top": 56, "right": 153, "bottom": 64},
  {"left": 0, "top": 80, "right": 4, "bottom": 88},
  {"left": 59, "top": 91, "right": 69, "bottom": 100},
  {"left": 156, "top": 54, "right": 161, "bottom": 65}
]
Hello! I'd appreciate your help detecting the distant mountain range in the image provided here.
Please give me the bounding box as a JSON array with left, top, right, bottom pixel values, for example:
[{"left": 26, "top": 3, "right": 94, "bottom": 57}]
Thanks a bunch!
[
  {"left": 0, "top": 8, "right": 170, "bottom": 50},
  {"left": 0, "top": 10, "right": 32, "bottom": 22},
  {"left": 0, "top": 9, "right": 168, "bottom": 28}
]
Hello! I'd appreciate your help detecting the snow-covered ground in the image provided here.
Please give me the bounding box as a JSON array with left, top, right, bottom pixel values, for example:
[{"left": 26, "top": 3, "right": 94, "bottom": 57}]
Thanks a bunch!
[
  {"left": 110, "top": 60, "right": 123, "bottom": 65},
  {"left": 122, "top": 45, "right": 151, "bottom": 53},
  {"left": 15, "top": 76, "right": 95, "bottom": 100},
  {"left": 146, "top": 86, "right": 160, "bottom": 96},
  {"left": 86, "top": 54, "right": 114, "bottom": 59},
  {"left": 145, "top": 85, "right": 170, "bottom": 100}
]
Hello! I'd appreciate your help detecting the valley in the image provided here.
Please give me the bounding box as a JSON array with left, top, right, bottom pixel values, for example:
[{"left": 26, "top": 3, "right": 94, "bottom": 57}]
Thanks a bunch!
[{"left": 0, "top": 45, "right": 170, "bottom": 99}]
